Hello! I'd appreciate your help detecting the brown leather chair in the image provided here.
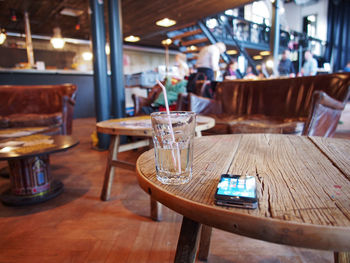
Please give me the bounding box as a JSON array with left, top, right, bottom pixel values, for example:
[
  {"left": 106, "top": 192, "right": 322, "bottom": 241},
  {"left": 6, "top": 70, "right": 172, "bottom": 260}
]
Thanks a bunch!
[
  {"left": 302, "top": 88, "right": 350, "bottom": 137},
  {"left": 0, "top": 83, "right": 77, "bottom": 135}
]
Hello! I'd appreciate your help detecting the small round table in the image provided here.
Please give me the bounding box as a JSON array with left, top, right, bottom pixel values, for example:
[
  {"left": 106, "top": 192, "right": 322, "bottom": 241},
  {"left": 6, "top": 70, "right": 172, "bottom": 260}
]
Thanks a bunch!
[
  {"left": 0, "top": 135, "right": 79, "bottom": 206},
  {"left": 0, "top": 126, "right": 59, "bottom": 140},
  {"left": 136, "top": 134, "right": 350, "bottom": 263},
  {"left": 96, "top": 115, "right": 215, "bottom": 203}
]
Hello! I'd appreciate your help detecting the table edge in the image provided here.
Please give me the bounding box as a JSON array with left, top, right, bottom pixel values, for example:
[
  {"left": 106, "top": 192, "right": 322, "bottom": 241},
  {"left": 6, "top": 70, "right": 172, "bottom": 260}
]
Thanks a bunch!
[{"left": 136, "top": 145, "right": 350, "bottom": 252}]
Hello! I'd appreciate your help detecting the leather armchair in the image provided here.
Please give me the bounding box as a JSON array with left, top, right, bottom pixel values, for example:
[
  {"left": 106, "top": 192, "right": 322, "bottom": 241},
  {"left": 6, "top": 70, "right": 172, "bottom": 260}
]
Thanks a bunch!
[
  {"left": 302, "top": 87, "right": 350, "bottom": 137},
  {"left": 0, "top": 83, "right": 77, "bottom": 135}
]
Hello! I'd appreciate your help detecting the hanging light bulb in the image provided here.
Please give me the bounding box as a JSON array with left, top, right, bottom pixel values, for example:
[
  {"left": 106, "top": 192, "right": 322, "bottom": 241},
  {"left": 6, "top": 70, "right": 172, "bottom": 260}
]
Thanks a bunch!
[
  {"left": 10, "top": 9, "right": 17, "bottom": 22},
  {"left": 0, "top": 29, "right": 7, "bottom": 45},
  {"left": 75, "top": 18, "right": 81, "bottom": 31},
  {"left": 50, "top": 27, "right": 65, "bottom": 49}
]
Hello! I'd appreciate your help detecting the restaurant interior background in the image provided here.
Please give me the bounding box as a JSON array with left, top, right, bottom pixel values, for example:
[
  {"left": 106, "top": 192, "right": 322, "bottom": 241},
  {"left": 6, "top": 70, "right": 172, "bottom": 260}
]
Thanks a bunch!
[
  {"left": 0, "top": 1, "right": 350, "bottom": 262},
  {"left": 0, "top": 0, "right": 332, "bottom": 118}
]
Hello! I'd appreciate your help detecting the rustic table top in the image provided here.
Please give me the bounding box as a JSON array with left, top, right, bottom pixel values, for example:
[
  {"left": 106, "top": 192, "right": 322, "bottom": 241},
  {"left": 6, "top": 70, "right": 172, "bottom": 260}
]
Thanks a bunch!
[
  {"left": 0, "top": 126, "right": 57, "bottom": 140},
  {"left": 96, "top": 115, "right": 215, "bottom": 136},
  {"left": 136, "top": 134, "right": 350, "bottom": 251},
  {"left": 0, "top": 135, "right": 79, "bottom": 160}
]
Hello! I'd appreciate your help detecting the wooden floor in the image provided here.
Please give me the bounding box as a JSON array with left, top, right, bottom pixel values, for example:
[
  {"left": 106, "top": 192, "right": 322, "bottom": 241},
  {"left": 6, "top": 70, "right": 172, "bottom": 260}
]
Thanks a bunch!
[{"left": 0, "top": 105, "right": 349, "bottom": 263}]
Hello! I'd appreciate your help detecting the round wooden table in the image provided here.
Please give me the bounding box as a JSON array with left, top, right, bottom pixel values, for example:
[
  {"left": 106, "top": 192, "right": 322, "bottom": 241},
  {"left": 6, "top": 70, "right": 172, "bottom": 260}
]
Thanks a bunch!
[
  {"left": 0, "top": 126, "right": 59, "bottom": 140},
  {"left": 0, "top": 135, "right": 79, "bottom": 206},
  {"left": 136, "top": 134, "right": 350, "bottom": 263},
  {"left": 96, "top": 115, "right": 215, "bottom": 202}
]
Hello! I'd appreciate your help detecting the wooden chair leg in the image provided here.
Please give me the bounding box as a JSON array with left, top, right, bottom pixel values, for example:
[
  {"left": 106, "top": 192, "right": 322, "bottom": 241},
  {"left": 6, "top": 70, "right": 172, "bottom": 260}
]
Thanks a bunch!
[
  {"left": 174, "top": 216, "right": 201, "bottom": 263},
  {"left": 198, "top": 225, "right": 212, "bottom": 261},
  {"left": 150, "top": 197, "right": 162, "bottom": 221},
  {"left": 334, "top": 252, "right": 350, "bottom": 263},
  {"left": 100, "top": 135, "right": 119, "bottom": 201}
]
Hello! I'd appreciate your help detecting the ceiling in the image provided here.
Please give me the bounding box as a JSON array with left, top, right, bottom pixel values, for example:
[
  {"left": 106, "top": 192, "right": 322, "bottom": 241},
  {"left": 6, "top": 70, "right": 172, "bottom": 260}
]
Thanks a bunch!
[{"left": 0, "top": 0, "right": 254, "bottom": 49}]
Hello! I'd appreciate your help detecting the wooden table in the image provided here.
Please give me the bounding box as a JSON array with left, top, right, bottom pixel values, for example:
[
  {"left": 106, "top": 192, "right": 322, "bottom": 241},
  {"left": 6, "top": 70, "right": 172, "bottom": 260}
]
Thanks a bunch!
[
  {"left": 136, "top": 134, "right": 350, "bottom": 263},
  {"left": 0, "top": 126, "right": 60, "bottom": 177},
  {"left": 96, "top": 115, "right": 215, "bottom": 202},
  {"left": 0, "top": 135, "right": 79, "bottom": 206},
  {"left": 0, "top": 126, "right": 59, "bottom": 140}
]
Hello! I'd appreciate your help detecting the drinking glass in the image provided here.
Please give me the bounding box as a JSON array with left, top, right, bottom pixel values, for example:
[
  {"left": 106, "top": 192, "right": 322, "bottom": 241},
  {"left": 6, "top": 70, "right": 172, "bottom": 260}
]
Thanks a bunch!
[{"left": 151, "top": 111, "right": 196, "bottom": 185}]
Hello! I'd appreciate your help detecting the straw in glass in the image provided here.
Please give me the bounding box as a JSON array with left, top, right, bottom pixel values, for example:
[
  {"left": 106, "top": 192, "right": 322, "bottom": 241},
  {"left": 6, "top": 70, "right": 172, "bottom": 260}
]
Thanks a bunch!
[{"left": 156, "top": 79, "right": 182, "bottom": 173}]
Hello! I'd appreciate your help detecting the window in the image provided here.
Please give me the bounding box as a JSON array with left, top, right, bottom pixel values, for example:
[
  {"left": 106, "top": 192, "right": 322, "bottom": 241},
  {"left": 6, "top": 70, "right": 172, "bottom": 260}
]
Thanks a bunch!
[{"left": 303, "top": 14, "right": 317, "bottom": 38}]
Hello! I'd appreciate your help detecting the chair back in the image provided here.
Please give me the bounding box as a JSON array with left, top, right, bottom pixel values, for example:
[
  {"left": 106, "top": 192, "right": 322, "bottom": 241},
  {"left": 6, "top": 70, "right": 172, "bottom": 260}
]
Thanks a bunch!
[{"left": 302, "top": 87, "right": 350, "bottom": 137}]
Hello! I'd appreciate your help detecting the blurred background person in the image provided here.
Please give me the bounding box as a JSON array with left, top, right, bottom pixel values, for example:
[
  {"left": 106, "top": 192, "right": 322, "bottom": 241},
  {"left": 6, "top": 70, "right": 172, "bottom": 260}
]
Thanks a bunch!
[
  {"left": 344, "top": 61, "right": 350, "bottom": 72},
  {"left": 278, "top": 49, "right": 295, "bottom": 77},
  {"left": 174, "top": 53, "right": 189, "bottom": 80},
  {"left": 243, "top": 66, "right": 257, "bottom": 79},
  {"left": 256, "top": 64, "right": 269, "bottom": 79},
  {"left": 223, "top": 60, "right": 243, "bottom": 80},
  {"left": 301, "top": 50, "right": 318, "bottom": 76},
  {"left": 195, "top": 42, "right": 226, "bottom": 81}
]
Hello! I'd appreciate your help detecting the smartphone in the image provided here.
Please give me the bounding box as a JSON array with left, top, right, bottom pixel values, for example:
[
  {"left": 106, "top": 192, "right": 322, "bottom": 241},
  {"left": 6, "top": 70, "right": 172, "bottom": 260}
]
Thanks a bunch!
[{"left": 214, "top": 174, "right": 258, "bottom": 209}]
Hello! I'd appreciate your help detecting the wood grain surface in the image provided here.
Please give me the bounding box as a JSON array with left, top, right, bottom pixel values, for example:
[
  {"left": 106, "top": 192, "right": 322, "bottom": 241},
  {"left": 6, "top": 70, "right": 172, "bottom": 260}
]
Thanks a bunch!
[
  {"left": 96, "top": 115, "right": 215, "bottom": 137},
  {"left": 136, "top": 134, "right": 350, "bottom": 251}
]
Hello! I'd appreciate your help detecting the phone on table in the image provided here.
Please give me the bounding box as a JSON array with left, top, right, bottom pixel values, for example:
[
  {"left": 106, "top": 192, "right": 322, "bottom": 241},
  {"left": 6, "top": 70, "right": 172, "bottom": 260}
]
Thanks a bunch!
[{"left": 214, "top": 174, "right": 258, "bottom": 209}]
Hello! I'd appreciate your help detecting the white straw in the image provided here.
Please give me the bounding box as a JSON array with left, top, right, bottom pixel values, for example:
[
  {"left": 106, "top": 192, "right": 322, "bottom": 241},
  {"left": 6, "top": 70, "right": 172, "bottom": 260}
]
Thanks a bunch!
[{"left": 156, "top": 79, "right": 182, "bottom": 173}]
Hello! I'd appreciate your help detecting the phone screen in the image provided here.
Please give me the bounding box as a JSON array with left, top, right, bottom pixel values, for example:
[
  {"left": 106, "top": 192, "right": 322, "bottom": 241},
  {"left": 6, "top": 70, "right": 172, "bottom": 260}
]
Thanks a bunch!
[{"left": 216, "top": 175, "right": 256, "bottom": 198}]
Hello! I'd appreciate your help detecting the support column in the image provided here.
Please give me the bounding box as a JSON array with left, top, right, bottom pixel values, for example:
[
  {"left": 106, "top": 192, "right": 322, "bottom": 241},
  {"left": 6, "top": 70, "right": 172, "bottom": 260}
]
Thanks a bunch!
[
  {"left": 270, "top": 0, "right": 281, "bottom": 76},
  {"left": 108, "top": 0, "right": 125, "bottom": 119},
  {"left": 90, "top": 0, "right": 110, "bottom": 149}
]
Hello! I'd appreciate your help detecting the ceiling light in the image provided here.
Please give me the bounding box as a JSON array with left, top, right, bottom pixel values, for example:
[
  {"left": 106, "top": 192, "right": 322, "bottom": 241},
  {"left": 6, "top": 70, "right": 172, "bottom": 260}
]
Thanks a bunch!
[
  {"left": 161, "top": 38, "right": 172, "bottom": 46},
  {"left": 0, "top": 29, "right": 7, "bottom": 45},
  {"left": 124, "top": 35, "right": 140, "bottom": 42},
  {"left": 75, "top": 18, "right": 81, "bottom": 31},
  {"left": 10, "top": 9, "right": 17, "bottom": 22},
  {"left": 226, "top": 49, "right": 237, "bottom": 55},
  {"left": 60, "top": 8, "right": 84, "bottom": 17},
  {"left": 82, "top": 52, "right": 93, "bottom": 61},
  {"left": 253, "top": 55, "right": 263, "bottom": 60},
  {"left": 50, "top": 27, "right": 65, "bottom": 49},
  {"left": 206, "top": 18, "right": 218, "bottom": 29},
  {"left": 188, "top": 45, "right": 197, "bottom": 51},
  {"left": 260, "top": 51, "right": 270, "bottom": 56},
  {"left": 156, "top": 18, "right": 176, "bottom": 27}
]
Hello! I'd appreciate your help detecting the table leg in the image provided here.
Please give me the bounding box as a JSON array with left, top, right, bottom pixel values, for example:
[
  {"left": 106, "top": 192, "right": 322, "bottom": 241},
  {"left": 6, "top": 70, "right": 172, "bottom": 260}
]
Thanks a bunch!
[
  {"left": 174, "top": 216, "right": 201, "bottom": 263},
  {"left": 100, "top": 135, "right": 119, "bottom": 201},
  {"left": 198, "top": 225, "right": 212, "bottom": 261},
  {"left": 150, "top": 197, "right": 162, "bottom": 221},
  {"left": 334, "top": 252, "right": 350, "bottom": 263}
]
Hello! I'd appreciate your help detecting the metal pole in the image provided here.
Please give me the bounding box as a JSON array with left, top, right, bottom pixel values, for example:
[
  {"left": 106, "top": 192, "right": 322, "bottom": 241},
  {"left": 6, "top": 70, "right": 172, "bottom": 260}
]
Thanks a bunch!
[
  {"left": 108, "top": 0, "right": 125, "bottom": 119},
  {"left": 24, "top": 11, "right": 35, "bottom": 68},
  {"left": 270, "top": 0, "right": 281, "bottom": 76},
  {"left": 89, "top": 0, "right": 110, "bottom": 149}
]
